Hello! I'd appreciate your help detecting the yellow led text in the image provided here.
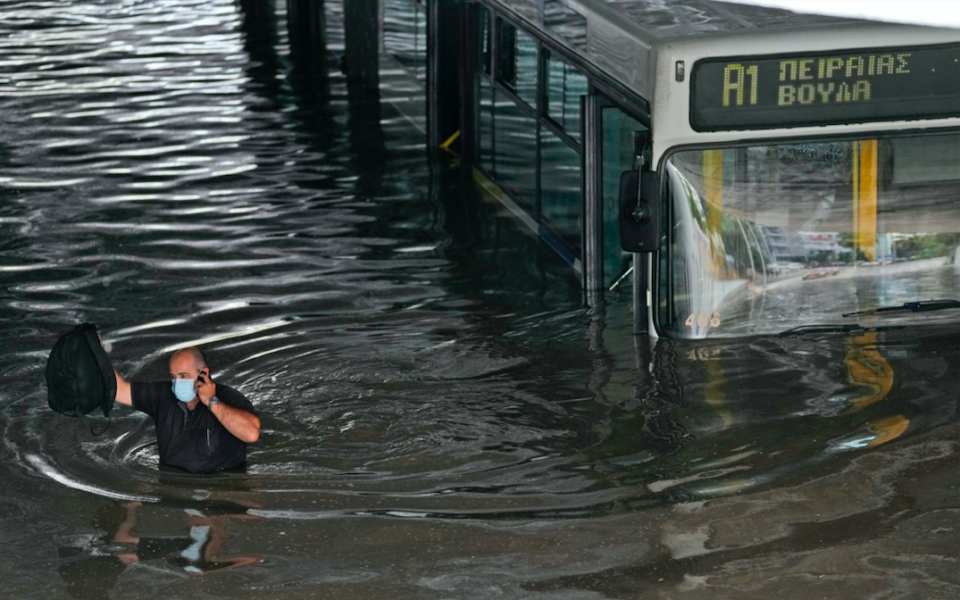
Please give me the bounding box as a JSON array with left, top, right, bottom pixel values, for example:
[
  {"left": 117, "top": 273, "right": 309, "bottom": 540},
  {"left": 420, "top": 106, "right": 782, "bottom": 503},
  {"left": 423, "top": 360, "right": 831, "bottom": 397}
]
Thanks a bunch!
[
  {"left": 777, "top": 53, "right": 911, "bottom": 106},
  {"left": 722, "top": 64, "right": 759, "bottom": 107}
]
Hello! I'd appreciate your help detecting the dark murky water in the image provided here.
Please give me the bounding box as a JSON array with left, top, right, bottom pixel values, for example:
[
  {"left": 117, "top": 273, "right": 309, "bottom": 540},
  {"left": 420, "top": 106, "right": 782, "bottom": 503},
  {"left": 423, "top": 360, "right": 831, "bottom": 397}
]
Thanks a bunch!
[{"left": 0, "top": 1, "right": 957, "bottom": 598}]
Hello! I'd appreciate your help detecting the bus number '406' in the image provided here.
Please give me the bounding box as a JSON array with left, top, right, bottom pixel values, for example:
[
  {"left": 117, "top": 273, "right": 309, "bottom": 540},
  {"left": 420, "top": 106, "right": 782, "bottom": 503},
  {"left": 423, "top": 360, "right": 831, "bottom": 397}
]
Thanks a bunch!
[{"left": 686, "top": 312, "right": 721, "bottom": 328}]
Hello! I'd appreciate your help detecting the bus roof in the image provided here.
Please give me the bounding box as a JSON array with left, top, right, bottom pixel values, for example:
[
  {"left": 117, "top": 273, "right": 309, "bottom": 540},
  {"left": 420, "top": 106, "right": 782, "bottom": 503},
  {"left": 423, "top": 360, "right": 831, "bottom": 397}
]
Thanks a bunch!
[
  {"left": 498, "top": 0, "right": 862, "bottom": 41},
  {"left": 579, "top": 0, "right": 863, "bottom": 39}
]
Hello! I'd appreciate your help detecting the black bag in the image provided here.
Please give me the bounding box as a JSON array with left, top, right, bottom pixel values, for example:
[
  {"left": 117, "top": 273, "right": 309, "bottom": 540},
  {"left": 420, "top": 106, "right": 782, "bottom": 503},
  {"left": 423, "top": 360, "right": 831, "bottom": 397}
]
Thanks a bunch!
[{"left": 45, "top": 323, "right": 116, "bottom": 435}]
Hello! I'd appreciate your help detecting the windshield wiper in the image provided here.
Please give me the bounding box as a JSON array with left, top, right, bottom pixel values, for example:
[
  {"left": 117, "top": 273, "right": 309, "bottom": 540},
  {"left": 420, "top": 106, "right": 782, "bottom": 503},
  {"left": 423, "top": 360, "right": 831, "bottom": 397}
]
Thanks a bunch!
[
  {"left": 778, "top": 323, "right": 902, "bottom": 337},
  {"left": 842, "top": 299, "right": 960, "bottom": 318}
]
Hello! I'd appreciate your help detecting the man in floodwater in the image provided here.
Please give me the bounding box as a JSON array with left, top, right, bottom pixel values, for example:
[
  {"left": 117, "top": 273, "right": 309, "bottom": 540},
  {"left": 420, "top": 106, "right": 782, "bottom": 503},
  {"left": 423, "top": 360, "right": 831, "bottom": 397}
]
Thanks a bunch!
[{"left": 114, "top": 347, "right": 260, "bottom": 473}]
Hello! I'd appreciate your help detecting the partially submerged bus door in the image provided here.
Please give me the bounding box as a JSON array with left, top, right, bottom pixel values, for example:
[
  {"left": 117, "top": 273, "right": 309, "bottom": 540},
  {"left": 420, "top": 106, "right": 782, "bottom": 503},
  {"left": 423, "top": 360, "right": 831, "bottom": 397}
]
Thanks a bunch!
[{"left": 595, "top": 100, "right": 651, "bottom": 329}]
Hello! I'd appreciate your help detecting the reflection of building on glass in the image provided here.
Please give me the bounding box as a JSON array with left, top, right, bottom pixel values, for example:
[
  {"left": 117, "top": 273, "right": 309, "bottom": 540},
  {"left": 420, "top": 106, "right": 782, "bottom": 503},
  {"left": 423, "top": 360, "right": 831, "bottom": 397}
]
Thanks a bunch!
[
  {"left": 799, "top": 232, "right": 846, "bottom": 263},
  {"left": 761, "top": 227, "right": 806, "bottom": 266},
  {"left": 58, "top": 501, "right": 261, "bottom": 599}
]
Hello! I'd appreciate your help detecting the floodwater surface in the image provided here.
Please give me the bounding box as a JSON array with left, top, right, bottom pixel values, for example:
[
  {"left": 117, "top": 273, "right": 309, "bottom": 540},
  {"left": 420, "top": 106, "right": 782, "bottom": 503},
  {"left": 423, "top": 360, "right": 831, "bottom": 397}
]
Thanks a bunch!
[{"left": 0, "top": 1, "right": 957, "bottom": 598}]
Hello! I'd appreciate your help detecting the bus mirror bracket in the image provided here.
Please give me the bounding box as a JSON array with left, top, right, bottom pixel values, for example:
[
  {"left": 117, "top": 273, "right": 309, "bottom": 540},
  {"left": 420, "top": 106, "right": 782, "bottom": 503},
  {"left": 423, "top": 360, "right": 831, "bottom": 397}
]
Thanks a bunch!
[{"left": 619, "top": 168, "right": 660, "bottom": 253}]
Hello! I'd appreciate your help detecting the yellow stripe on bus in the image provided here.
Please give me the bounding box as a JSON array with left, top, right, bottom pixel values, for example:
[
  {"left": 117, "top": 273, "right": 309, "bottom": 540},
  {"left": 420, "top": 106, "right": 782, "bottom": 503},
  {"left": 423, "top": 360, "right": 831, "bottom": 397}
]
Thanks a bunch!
[
  {"left": 440, "top": 130, "right": 461, "bottom": 149},
  {"left": 854, "top": 140, "right": 878, "bottom": 262}
]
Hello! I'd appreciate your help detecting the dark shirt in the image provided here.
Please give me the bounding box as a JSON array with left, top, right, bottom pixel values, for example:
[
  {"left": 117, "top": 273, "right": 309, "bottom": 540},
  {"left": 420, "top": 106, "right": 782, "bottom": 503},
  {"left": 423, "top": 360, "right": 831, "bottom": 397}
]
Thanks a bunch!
[{"left": 131, "top": 381, "right": 257, "bottom": 473}]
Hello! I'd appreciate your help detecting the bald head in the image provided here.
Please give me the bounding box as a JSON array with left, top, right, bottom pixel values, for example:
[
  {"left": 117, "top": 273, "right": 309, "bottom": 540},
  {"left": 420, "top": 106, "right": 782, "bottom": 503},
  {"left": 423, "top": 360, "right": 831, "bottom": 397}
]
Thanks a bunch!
[{"left": 169, "top": 346, "right": 208, "bottom": 376}]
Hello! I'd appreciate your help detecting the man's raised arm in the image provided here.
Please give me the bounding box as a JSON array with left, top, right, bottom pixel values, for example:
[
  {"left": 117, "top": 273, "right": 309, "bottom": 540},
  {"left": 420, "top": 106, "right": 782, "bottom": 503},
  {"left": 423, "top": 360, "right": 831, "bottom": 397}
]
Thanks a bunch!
[{"left": 115, "top": 371, "right": 132, "bottom": 407}]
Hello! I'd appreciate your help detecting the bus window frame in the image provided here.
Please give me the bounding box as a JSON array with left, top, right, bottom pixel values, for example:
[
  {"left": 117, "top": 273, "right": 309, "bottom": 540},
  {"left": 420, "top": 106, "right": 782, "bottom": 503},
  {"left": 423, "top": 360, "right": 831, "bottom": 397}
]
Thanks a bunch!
[
  {"left": 465, "top": 1, "right": 654, "bottom": 280},
  {"left": 651, "top": 125, "right": 960, "bottom": 339},
  {"left": 541, "top": 46, "right": 587, "bottom": 147},
  {"left": 469, "top": 1, "right": 651, "bottom": 124},
  {"left": 480, "top": 11, "right": 593, "bottom": 260}
]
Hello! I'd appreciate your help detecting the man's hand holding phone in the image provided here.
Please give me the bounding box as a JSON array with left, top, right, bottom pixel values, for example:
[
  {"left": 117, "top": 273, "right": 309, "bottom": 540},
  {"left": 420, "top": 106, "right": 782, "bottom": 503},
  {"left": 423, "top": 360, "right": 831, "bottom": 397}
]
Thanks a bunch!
[{"left": 195, "top": 369, "right": 217, "bottom": 406}]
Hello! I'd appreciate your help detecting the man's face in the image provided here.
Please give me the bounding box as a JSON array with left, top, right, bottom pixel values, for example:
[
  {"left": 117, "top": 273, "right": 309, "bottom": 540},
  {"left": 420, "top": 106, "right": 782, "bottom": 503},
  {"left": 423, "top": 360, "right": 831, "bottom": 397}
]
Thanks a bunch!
[{"left": 169, "top": 353, "right": 204, "bottom": 381}]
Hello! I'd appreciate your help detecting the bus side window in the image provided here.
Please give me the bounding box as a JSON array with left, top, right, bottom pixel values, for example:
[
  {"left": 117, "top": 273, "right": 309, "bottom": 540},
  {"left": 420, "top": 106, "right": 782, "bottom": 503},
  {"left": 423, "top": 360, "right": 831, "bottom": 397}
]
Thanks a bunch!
[
  {"left": 497, "top": 20, "right": 537, "bottom": 107},
  {"left": 498, "top": 20, "right": 518, "bottom": 91},
  {"left": 542, "top": 49, "right": 588, "bottom": 141}
]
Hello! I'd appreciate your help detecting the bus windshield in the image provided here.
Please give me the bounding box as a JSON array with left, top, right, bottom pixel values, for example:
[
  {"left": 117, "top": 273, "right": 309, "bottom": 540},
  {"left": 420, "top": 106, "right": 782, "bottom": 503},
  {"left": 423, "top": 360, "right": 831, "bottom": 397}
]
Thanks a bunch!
[{"left": 659, "top": 131, "right": 960, "bottom": 338}]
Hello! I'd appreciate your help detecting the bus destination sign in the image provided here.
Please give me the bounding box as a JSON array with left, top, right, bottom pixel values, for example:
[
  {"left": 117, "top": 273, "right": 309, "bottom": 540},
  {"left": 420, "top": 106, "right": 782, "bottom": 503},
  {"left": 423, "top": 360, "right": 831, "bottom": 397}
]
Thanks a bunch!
[{"left": 691, "top": 44, "right": 960, "bottom": 131}]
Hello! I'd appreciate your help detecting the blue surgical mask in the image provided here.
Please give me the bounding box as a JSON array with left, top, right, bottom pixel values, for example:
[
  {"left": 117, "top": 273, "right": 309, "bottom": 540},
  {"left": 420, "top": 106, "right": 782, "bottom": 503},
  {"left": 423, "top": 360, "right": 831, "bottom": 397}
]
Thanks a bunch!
[{"left": 172, "top": 378, "right": 196, "bottom": 402}]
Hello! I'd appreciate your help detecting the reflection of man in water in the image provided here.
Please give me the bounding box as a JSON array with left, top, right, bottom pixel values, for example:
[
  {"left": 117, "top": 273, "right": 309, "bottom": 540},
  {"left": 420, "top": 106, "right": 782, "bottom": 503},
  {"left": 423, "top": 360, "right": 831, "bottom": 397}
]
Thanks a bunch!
[
  {"left": 58, "top": 501, "right": 261, "bottom": 599},
  {"left": 114, "top": 347, "right": 260, "bottom": 473}
]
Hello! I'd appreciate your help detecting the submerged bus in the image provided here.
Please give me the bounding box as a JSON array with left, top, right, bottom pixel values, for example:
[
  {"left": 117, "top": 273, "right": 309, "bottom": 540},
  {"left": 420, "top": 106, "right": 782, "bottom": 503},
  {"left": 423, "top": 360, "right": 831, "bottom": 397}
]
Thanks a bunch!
[{"left": 429, "top": 0, "right": 960, "bottom": 338}]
